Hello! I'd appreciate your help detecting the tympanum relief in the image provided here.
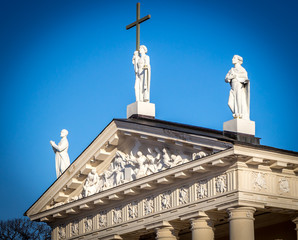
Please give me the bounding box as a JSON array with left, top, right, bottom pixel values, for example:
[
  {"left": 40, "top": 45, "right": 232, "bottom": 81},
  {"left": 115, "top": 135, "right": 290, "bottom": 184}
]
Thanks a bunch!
[{"left": 64, "top": 141, "right": 209, "bottom": 205}]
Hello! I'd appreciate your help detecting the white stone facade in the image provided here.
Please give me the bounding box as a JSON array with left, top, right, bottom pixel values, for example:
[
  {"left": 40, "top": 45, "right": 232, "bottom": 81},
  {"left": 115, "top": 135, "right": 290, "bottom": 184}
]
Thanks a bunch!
[{"left": 25, "top": 119, "right": 298, "bottom": 240}]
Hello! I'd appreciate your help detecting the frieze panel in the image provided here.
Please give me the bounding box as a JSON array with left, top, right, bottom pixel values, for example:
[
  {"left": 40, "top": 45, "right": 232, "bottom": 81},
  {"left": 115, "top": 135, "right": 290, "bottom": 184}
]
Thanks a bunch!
[
  {"left": 128, "top": 201, "right": 138, "bottom": 219},
  {"left": 84, "top": 216, "right": 93, "bottom": 233},
  {"left": 58, "top": 225, "right": 66, "bottom": 239},
  {"left": 112, "top": 206, "right": 123, "bottom": 225},
  {"left": 179, "top": 186, "right": 189, "bottom": 205},
  {"left": 71, "top": 220, "right": 79, "bottom": 237},
  {"left": 98, "top": 210, "right": 107, "bottom": 229},
  {"left": 252, "top": 172, "right": 267, "bottom": 190},
  {"left": 161, "top": 190, "right": 172, "bottom": 210},
  {"left": 197, "top": 180, "right": 208, "bottom": 199},
  {"left": 279, "top": 177, "right": 290, "bottom": 194},
  {"left": 144, "top": 196, "right": 155, "bottom": 215},
  {"left": 216, "top": 174, "right": 227, "bottom": 194}
]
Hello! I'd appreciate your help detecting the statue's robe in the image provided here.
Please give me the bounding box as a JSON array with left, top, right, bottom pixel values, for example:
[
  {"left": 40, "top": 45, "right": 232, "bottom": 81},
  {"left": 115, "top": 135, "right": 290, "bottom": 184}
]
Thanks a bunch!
[
  {"left": 226, "top": 67, "right": 250, "bottom": 120},
  {"left": 52, "top": 137, "right": 70, "bottom": 178}
]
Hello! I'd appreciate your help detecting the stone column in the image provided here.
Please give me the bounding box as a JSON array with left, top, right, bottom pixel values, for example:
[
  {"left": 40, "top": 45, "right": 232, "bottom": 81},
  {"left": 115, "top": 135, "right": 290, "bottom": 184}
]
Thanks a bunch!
[
  {"left": 227, "top": 207, "right": 256, "bottom": 240},
  {"left": 190, "top": 215, "right": 214, "bottom": 240},
  {"left": 292, "top": 217, "right": 298, "bottom": 240},
  {"left": 155, "top": 226, "right": 176, "bottom": 240}
]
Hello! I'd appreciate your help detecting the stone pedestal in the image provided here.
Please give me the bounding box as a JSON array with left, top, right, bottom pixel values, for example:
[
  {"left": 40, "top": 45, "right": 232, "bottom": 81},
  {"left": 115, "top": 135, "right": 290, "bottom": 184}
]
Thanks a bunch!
[
  {"left": 191, "top": 216, "right": 214, "bottom": 240},
  {"left": 223, "top": 118, "right": 255, "bottom": 135},
  {"left": 227, "top": 207, "right": 256, "bottom": 240},
  {"left": 127, "top": 101, "right": 155, "bottom": 119}
]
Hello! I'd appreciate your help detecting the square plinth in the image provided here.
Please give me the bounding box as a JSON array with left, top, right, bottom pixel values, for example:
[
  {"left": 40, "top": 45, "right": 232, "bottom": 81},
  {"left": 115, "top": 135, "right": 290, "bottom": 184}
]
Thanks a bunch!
[
  {"left": 223, "top": 118, "right": 255, "bottom": 136},
  {"left": 127, "top": 102, "right": 155, "bottom": 119}
]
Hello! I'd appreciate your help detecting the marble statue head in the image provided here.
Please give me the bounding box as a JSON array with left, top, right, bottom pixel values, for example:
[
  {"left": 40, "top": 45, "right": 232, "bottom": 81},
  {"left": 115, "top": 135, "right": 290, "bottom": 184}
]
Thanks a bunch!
[
  {"left": 232, "top": 55, "right": 243, "bottom": 65},
  {"left": 139, "top": 45, "right": 147, "bottom": 54},
  {"left": 60, "top": 129, "right": 69, "bottom": 137}
]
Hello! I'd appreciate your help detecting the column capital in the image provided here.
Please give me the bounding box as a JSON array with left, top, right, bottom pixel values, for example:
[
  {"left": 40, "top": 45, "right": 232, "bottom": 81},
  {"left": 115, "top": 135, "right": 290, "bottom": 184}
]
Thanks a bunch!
[
  {"left": 227, "top": 207, "right": 256, "bottom": 221},
  {"left": 155, "top": 226, "right": 176, "bottom": 240},
  {"left": 100, "top": 235, "right": 123, "bottom": 240}
]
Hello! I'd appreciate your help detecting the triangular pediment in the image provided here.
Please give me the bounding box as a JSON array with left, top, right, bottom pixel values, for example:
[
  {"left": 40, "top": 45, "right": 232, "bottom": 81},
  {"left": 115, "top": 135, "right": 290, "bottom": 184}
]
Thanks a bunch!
[{"left": 25, "top": 118, "right": 234, "bottom": 221}]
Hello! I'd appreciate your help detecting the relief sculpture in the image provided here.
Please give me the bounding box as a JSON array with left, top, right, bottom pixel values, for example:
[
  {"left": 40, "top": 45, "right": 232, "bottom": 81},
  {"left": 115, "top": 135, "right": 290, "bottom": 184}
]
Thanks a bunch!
[{"left": 67, "top": 142, "right": 209, "bottom": 203}]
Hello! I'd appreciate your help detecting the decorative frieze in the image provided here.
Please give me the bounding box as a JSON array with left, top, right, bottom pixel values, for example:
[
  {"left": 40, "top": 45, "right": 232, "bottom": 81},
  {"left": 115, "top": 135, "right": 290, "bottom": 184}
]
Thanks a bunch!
[
  {"left": 179, "top": 186, "right": 189, "bottom": 205},
  {"left": 279, "top": 177, "right": 290, "bottom": 193},
  {"left": 113, "top": 207, "right": 122, "bottom": 225},
  {"left": 197, "top": 180, "right": 208, "bottom": 199},
  {"left": 144, "top": 196, "right": 154, "bottom": 215},
  {"left": 58, "top": 225, "right": 66, "bottom": 239},
  {"left": 128, "top": 201, "right": 138, "bottom": 219},
  {"left": 161, "top": 191, "right": 172, "bottom": 210},
  {"left": 98, "top": 211, "right": 107, "bottom": 228},
  {"left": 71, "top": 220, "right": 79, "bottom": 236},
  {"left": 253, "top": 172, "right": 267, "bottom": 190},
  {"left": 84, "top": 216, "right": 93, "bottom": 233},
  {"left": 215, "top": 174, "right": 227, "bottom": 194}
]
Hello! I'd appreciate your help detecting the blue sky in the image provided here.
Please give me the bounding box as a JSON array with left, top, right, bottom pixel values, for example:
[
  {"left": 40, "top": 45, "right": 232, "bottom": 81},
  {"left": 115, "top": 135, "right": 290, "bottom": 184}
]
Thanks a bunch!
[{"left": 0, "top": 0, "right": 297, "bottom": 220}]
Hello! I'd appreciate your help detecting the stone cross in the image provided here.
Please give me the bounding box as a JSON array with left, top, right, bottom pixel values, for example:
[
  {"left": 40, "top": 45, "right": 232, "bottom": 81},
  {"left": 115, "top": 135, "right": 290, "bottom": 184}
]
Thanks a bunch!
[{"left": 126, "top": 2, "right": 151, "bottom": 51}]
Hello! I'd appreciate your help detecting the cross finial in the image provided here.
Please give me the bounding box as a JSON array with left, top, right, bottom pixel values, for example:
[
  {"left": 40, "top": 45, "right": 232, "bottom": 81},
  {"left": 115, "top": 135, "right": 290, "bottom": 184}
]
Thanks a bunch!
[{"left": 126, "top": 2, "right": 151, "bottom": 51}]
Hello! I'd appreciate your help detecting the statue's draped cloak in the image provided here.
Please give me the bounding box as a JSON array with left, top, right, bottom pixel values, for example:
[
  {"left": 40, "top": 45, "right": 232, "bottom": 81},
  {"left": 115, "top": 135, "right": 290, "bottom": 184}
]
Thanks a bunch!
[
  {"left": 52, "top": 137, "right": 70, "bottom": 177},
  {"left": 226, "top": 66, "right": 250, "bottom": 120}
]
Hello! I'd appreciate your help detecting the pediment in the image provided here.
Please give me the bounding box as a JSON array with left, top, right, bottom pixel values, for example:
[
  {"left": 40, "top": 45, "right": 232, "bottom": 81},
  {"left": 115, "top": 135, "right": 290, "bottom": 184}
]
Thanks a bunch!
[{"left": 25, "top": 118, "right": 233, "bottom": 221}]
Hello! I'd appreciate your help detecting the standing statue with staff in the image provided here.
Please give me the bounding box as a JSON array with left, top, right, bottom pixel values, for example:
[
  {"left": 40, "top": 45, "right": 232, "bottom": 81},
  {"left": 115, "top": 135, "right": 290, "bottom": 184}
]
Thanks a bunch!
[
  {"left": 132, "top": 45, "right": 151, "bottom": 102},
  {"left": 126, "top": 2, "right": 151, "bottom": 103}
]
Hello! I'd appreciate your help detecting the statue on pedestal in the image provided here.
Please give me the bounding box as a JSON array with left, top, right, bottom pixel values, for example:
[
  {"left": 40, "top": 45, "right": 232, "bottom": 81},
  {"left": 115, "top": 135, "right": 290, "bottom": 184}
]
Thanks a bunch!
[
  {"left": 225, "top": 55, "right": 250, "bottom": 120},
  {"left": 50, "top": 129, "right": 70, "bottom": 178},
  {"left": 132, "top": 45, "right": 151, "bottom": 102}
]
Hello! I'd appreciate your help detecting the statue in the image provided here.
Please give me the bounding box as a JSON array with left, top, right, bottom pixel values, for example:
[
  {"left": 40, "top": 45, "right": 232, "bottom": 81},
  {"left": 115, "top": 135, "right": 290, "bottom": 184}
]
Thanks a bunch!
[
  {"left": 225, "top": 55, "right": 250, "bottom": 120},
  {"left": 132, "top": 45, "right": 151, "bottom": 102},
  {"left": 82, "top": 169, "right": 100, "bottom": 197},
  {"left": 50, "top": 129, "right": 70, "bottom": 178}
]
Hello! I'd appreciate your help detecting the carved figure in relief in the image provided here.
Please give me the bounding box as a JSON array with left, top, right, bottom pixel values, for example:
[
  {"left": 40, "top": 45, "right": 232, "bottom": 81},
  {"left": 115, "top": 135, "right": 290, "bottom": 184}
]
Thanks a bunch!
[
  {"left": 192, "top": 151, "right": 207, "bottom": 160},
  {"left": 161, "top": 191, "right": 171, "bottom": 209},
  {"left": 225, "top": 55, "right": 250, "bottom": 119},
  {"left": 179, "top": 186, "right": 188, "bottom": 204},
  {"left": 216, "top": 175, "right": 227, "bottom": 193},
  {"left": 146, "top": 147, "right": 160, "bottom": 175},
  {"left": 98, "top": 212, "right": 107, "bottom": 228},
  {"left": 113, "top": 208, "right": 122, "bottom": 224},
  {"left": 253, "top": 172, "right": 267, "bottom": 190},
  {"left": 197, "top": 181, "right": 208, "bottom": 199},
  {"left": 128, "top": 202, "right": 138, "bottom": 219},
  {"left": 132, "top": 45, "right": 151, "bottom": 102},
  {"left": 279, "top": 177, "right": 289, "bottom": 193},
  {"left": 84, "top": 217, "right": 93, "bottom": 232},
  {"left": 144, "top": 197, "right": 154, "bottom": 215},
  {"left": 82, "top": 169, "right": 100, "bottom": 197},
  {"left": 98, "top": 172, "right": 109, "bottom": 191},
  {"left": 71, "top": 221, "right": 79, "bottom": 236},
  {"left": 50, "top": 129, "right": 70, "bottom": 178},
  {"left": 134, "top": 151, "right": 149, "bottom": 178},
  {"left": 58, "top": 226, "right": 66, "bottom": 239},
  {"left": 160, "top": 148, "right": 173, "bottom": 169}
]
